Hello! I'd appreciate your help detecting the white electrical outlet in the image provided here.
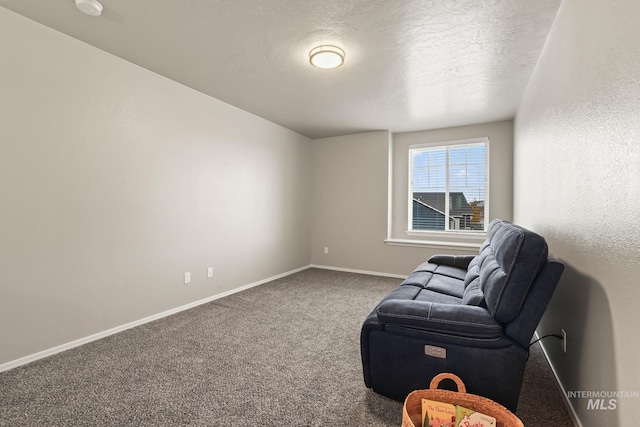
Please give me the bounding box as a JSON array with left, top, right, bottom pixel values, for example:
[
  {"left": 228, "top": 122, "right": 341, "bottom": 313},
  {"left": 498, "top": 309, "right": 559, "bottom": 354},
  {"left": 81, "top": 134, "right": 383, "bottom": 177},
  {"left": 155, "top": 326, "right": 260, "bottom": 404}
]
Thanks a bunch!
[
  {"left": 324, "top": 247, "right": 329, "bottom": 254},
  {"left": 561, "top": 329, "right": 567, "bottom": 353},
  {"left": 184, "top": 272, "right": 191, "bottom": 284},
  {"left": 207, "top": 267, "right": 213, "bottom": 278}
]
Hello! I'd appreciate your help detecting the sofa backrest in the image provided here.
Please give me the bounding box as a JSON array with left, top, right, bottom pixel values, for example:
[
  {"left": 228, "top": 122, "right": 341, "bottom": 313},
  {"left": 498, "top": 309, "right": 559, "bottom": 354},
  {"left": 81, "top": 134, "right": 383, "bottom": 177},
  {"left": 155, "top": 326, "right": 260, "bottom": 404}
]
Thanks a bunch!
[{"left": 463, "top": 219, "right": 549, "bottom": 324}]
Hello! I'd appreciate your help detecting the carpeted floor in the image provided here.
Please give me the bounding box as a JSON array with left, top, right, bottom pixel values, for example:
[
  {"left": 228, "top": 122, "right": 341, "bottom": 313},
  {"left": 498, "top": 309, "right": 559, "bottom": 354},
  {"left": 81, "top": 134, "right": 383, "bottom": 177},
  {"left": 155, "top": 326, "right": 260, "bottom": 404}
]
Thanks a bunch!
[{"left": 0, "top": 268, "right": 573, "bottom": 426}]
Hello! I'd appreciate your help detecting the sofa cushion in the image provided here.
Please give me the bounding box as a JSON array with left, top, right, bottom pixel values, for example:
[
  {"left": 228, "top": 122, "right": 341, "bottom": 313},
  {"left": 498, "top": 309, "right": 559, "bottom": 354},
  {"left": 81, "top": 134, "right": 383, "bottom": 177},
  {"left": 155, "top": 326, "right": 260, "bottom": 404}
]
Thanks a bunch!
[
  {"left": 462, "top": 278, "right": 485, "bottom": 306},
  {"left": 383, "top": 283, "right": 462, "bottom": 305},
  {"left": 471, "top": 220, "right": 548, "bottom": 323},
  {"left": 462, "top": 256, "right": 485, "bottom": 306},
  {"left": 412, "top": 261, "right": 467, "bottom": 281},
  {"left": 375, "top": 300, "right": 502, "bottom": 338},
  {"left": 391, "top": 262, "right": 466, "bottom": 304}
]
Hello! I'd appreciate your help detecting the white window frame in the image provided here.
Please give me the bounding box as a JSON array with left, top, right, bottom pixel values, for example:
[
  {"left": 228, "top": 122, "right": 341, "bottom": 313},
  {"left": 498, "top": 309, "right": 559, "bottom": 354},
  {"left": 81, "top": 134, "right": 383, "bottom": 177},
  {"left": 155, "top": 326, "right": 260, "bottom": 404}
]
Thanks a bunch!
[{"left": 406, "top": 137, "right": 490, "bottom": 238}]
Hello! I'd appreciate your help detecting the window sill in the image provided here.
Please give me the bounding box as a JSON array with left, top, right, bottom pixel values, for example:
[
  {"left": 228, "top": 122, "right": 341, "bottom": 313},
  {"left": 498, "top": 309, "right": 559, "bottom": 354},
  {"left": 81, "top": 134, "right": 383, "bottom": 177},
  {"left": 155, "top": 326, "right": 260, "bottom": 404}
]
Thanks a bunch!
[
  {"left": 385, "top": 238, "right": 482, "bottom": 251},
  {"left": 405, "top": 230, "right": 486, "bottom": 240}
]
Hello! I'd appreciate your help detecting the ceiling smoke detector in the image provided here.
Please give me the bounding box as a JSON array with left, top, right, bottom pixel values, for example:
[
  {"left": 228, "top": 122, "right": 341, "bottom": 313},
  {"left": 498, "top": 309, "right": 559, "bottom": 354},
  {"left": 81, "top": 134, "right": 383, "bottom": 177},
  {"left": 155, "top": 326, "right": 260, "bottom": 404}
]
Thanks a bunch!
[{"left": 75, "top": 0, "right": 103, "bottom": 16}]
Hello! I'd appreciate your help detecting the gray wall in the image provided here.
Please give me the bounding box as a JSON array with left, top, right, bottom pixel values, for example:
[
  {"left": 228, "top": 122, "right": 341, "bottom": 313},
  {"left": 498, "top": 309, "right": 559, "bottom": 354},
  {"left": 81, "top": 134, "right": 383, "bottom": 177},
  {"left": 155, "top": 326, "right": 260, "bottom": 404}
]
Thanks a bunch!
[
  {"left": 514, "top": 0, "right": 640, "bottom": 425},
  {"left": 310, "top": 131, "right": 425, "bottom": 275},
  {"left": 0, "top": 9, "right": 311, "bottom": 366},
  {"left": 310, "top": 122, "right": 513, "bottom": 275}
]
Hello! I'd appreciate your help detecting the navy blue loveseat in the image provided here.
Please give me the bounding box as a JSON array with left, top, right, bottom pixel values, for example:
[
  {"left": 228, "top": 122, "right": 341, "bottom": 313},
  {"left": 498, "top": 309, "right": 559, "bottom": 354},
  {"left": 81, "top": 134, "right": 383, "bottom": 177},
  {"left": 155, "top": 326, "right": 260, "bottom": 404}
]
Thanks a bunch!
[{"left": 360, "top": 219, "right": 564, "bottom": 411}]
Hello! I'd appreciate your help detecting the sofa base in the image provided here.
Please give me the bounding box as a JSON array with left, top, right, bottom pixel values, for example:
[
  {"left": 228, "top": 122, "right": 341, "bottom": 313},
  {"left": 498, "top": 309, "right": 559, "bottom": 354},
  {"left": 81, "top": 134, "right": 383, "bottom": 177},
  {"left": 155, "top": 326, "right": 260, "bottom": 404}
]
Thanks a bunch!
[{"left": 364, "top": 328, "right": 527, "bottom": 412}]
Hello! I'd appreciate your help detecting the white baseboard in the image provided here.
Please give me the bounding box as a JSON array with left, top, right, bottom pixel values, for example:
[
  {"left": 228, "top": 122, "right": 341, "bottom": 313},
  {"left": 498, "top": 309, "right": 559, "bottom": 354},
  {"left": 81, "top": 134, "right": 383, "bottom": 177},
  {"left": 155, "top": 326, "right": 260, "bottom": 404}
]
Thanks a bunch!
[
  {"left": 309, "top": 264, "right": 407, "bottom": 279},
  {"left": 0, "top": 265, "right": 311, "bottom": 373},
  {"left": 534, "top": 331, "right": 583, "bottom": 427}
]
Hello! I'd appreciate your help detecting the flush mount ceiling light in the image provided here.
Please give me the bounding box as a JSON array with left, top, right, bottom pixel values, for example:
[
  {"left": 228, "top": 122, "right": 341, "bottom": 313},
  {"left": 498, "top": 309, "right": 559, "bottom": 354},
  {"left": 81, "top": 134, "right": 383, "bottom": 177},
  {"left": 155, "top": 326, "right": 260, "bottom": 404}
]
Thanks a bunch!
[
  {"left": 76, "top": 0, "right": 103, "bottom": 16},
  {"left": 309, "top": 45, "right": 345, "bottom": 69}
]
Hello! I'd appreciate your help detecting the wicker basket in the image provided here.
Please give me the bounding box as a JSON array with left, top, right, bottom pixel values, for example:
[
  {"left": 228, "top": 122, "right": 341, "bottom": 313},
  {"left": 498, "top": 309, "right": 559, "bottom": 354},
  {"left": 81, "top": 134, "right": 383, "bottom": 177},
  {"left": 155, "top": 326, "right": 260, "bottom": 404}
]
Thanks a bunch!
[{"left": 401, "top": 373, "right": 524, "bottom": 427}]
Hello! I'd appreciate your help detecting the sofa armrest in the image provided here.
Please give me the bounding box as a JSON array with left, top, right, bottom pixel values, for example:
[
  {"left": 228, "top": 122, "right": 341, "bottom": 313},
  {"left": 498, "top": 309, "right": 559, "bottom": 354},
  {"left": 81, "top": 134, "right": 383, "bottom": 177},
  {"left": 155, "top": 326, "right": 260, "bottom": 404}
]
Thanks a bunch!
[
  {"left": 428, "top": 254, "right": 476, "bottom": 270},
  {"left": 376, "top": 299, "right": 502, "bottom": 338}
]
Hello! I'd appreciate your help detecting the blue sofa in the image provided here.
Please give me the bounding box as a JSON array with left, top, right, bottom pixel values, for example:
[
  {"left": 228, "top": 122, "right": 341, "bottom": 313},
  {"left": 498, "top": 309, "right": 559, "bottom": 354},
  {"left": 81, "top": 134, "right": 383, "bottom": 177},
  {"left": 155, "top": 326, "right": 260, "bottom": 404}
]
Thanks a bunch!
[{"left": 360, "top": 219, "right": 564, "bottom": 411}]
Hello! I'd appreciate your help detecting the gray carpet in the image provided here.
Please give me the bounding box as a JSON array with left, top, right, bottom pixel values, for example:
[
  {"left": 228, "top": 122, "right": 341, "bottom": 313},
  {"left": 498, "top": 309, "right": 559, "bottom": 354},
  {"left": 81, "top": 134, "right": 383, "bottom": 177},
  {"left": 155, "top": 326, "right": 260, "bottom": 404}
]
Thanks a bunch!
[{"left": 0, "top": 268, "right": 573, "bottom": 426}]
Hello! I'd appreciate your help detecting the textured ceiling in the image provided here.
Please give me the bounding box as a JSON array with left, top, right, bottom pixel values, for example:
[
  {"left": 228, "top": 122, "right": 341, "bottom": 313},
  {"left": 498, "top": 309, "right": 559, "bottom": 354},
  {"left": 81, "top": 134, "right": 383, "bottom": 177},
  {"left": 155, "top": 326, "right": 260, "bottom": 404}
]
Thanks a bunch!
[{"left": 0, "top": 0, "right": 560, "bottom": 139}]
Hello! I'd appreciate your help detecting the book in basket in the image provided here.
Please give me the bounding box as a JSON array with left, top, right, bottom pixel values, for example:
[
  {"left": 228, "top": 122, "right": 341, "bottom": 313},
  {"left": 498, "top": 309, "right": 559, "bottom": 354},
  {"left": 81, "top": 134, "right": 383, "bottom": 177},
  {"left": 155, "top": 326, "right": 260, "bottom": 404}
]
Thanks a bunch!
[
  {"left": 455, "top": 405, "right": 496, "bottom": 427},
  {"left": 421, "top": 399, "right": 456, "bottom": 427},
  {"left": 421, "top": 398, "right": 496, "bottom": 427}
]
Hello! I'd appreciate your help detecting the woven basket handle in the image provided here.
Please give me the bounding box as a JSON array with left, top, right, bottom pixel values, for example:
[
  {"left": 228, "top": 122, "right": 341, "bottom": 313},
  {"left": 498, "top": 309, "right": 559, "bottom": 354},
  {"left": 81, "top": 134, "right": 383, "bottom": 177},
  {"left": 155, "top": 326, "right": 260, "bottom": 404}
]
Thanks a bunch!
[{"left": 429, "top": 373, "right": 467, "bottom": 393}]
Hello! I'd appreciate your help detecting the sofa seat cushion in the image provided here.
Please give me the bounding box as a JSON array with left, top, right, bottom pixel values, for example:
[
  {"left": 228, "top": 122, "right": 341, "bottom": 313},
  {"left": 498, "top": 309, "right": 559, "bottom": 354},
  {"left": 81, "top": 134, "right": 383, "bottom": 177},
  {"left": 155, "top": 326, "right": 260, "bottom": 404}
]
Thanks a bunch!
[
  {"left": 394, "top": 262, "right": 466, "bottom": 304},
  {"left": 412, "top": 261, "right": 468, "bottom": 281},
  {"left": 382, "top": 283, "right": 462, "bottom": 306},
  {"left": 375, "top": 300, "right": 502, "bottom": 338}
]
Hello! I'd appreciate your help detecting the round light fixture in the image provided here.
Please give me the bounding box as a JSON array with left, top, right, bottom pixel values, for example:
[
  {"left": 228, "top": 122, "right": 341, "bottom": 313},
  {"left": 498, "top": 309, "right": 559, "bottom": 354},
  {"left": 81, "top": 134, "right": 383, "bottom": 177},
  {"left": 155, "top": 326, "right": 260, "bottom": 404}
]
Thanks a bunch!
[
  {"left": 309, "top": 45, "right": 345, "bottom": 69},
  {"left": 76, "top": 0, "right": 103, "bottom": 16}
]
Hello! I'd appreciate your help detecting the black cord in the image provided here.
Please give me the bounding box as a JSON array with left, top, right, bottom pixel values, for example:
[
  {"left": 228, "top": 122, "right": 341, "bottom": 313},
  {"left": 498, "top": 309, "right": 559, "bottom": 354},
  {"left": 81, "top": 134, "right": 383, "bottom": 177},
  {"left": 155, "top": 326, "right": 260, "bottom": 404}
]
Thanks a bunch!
[
  {"left": 529, "top": 333, "right": 563, "bottom": 348},
  {"left": 526, "top": 333, "right": 563, "bottom": 362}
]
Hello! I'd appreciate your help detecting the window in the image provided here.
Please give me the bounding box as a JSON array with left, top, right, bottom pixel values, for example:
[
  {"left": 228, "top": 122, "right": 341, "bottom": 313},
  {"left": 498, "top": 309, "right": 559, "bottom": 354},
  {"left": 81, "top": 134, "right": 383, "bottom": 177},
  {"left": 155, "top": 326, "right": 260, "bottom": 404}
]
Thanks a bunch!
[{"left": 408, "top": 137, "right": 488, "bottom": 233}]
